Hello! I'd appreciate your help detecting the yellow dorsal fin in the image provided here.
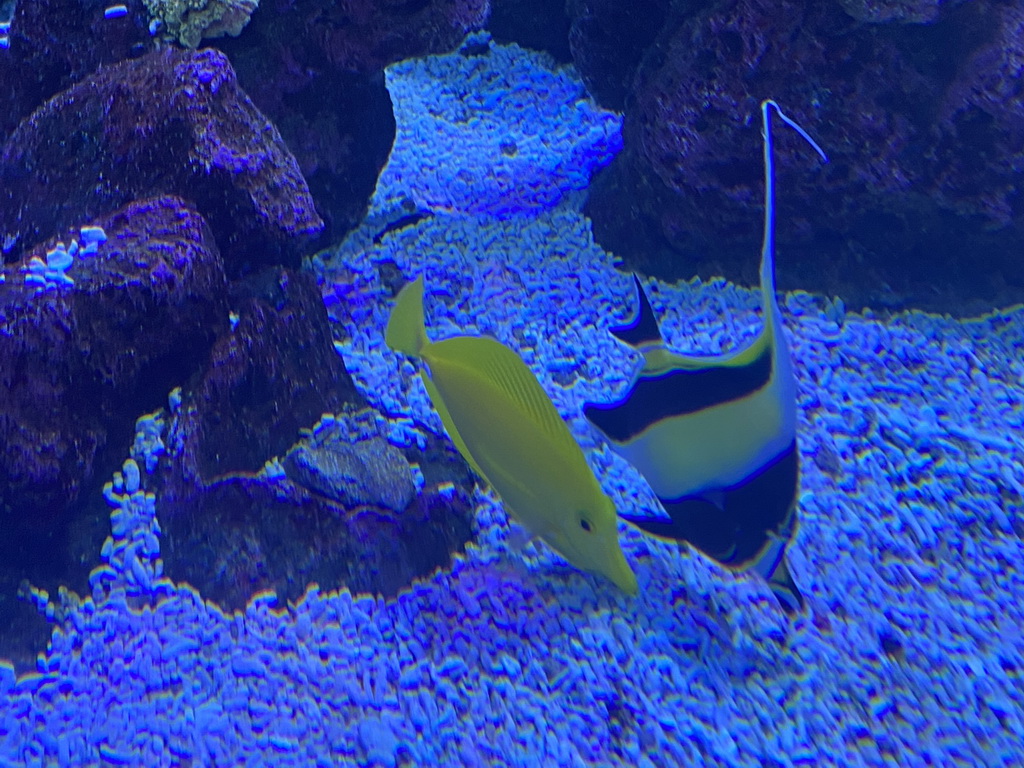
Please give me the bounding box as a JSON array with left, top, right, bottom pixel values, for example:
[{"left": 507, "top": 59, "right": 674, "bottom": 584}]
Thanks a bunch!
[
  {"left": 430, "top": 335, "right": 581, "bottom": 457},
  {"left": 476, "top": 339, "right": 579, "bottom": 453},
  {"left": 385, "top": 276, "right": 429, "bottom": 357}
]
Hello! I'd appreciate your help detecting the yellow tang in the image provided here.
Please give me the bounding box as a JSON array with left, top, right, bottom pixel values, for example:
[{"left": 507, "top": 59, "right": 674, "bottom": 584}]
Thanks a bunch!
[{"left": 386, "top": 276, "right": 637, "bottom": 595}]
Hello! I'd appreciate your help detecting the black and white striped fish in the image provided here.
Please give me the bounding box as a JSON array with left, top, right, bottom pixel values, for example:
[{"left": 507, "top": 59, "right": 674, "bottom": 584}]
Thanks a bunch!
[{"left": 585, "top": 100, "right": 827, "bottom": 613}]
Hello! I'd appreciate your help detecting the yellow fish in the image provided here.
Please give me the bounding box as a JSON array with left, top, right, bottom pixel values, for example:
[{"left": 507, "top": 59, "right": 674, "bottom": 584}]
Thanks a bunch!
[{"left": 386, "top": 276, "right": 638, "bottom": 595}]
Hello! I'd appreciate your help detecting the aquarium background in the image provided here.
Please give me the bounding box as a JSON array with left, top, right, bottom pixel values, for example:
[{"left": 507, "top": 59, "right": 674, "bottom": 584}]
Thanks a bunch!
[{"left": 1, "top": 1, "right": 1023, "bottom": 767}]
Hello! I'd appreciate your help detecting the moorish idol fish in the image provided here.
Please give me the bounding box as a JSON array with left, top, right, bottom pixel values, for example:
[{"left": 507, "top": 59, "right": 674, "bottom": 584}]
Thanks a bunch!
[
  {"left": 584, "top": 100, "right": 828, "bottom": 613},
  {"left": 386, "top": 276, "right": 638, "bottom": 594}
]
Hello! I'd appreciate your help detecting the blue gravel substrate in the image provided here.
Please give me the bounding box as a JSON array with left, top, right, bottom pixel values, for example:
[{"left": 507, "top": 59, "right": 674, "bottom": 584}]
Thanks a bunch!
[{"left": 2, "top": 33, "right": 1023, "bottom": 767}]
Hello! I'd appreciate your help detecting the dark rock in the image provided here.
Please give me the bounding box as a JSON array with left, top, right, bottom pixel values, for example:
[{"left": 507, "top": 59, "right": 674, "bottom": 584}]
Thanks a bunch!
[
  {"left": 0, "top": 47, "right": 323, "bottom": 276},
  {"left": 158, "top": 472, "right": 475, "bottom": 610},
  {"left": 584, "top": 0, "right": 1024, "bottom": 314},
  {"left": 0, "top": 195, "right": 228, "bottom": 669},
  {"left": 169, "top": 267, "right": 359, "bottom": 485},
  {"left": 265, "top": 0, "right": 488, "bottom": 75},
  {"left": 0, "top": 0, "right": 153, "bottom": 138},
  {"left": 284, "top": 440, "right": 416, "bottom": 514},
  {"left": 0, "top": 211, "right": 376, "bottom": 661},
  {"left": 488, "top": 0, "right": 572, "bottom": 63},
  {"left": 836, "top": 0, "right": 964, "bottom": 24},
  {"left": 0, "top": 195, "right": 227, "bottom": 536},
  {"left": 216, "top": 0, "right": 488, "bottom": 240},
  {"left": 567, "top": 0, "right": 670, "bottom": 111}
]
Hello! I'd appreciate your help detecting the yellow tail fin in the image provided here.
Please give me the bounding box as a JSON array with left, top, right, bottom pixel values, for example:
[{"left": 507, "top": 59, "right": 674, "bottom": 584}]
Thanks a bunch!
[{"left": 385, "top": 276, "right": 429, "bottom": 357}]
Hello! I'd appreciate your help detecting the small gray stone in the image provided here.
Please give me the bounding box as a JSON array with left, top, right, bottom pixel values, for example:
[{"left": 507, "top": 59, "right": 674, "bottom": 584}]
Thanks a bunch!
[{"left": 283, "top": 437, "right": 414, "bottom": 512}]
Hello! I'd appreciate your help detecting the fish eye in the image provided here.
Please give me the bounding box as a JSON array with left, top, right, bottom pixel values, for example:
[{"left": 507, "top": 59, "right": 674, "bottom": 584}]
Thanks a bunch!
[{"left": 579, "top": 517, "right": 593, "bottom": 532}]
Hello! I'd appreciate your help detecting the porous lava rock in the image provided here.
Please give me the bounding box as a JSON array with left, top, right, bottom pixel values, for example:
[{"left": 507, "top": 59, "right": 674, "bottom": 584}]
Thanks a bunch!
[
  {"left": 0, "top": 195, "right": 228, "bottom": 668},
  {"left": 216, "top": 0, "right": 489, "bottom": 240},
  {"left": 170, "top": 266, "right": 360, "bottom": 486},
  {"left": 580, "top": 0, "right": 1024, "bottom": 313},
  {"left": 0, "top": 47, "right": 323, "bottom": 276},
  {"left": 0, "top": 0, "right": 153, "bottom": 137}
]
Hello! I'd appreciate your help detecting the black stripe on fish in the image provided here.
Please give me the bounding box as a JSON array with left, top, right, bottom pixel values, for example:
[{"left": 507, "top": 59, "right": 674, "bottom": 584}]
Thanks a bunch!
[
  {"left": 584, "top": 342, "right": 773, "bottom": 445},
  {"left": 609, "top": 274, "right": 662, "bottom": 348},
  {"left": 619, "top": 441, "right": 798, "bottom": 569}
]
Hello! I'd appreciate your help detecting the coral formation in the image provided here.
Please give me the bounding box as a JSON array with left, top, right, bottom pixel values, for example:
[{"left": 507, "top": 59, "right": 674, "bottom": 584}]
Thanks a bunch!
[
  {"left": 0, "top": 47, "right": 322, "bottom": 273},
  {"left": 143, "top": 0, "right": 259, "bottom": 48}
]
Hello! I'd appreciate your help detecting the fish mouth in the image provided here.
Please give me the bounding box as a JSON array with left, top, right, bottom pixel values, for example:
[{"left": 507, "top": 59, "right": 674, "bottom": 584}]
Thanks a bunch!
[
  {"left": 550, "top": 534, "right": 637, "bottom": 595},
  {"left": 604, "top": 551, "right": 638, "bottom": 596}
]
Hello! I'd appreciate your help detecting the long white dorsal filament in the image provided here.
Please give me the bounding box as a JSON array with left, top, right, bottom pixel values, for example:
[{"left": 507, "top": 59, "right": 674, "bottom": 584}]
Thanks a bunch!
[{"left": 760, "top": 100, "right": 829, "bottom": 295}]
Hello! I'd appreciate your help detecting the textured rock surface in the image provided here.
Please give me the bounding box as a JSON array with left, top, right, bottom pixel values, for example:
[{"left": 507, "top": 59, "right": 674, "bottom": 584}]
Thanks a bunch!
[
  {"left": 0, "top": 195, "right": 227, "bottom": 535},
  {"left": 169, "top": 268, "right": 359, "bottom": 486},
  {"left": 284, "top": 439, "right": 416, "bottom": 514},
  {"left": 0, "top": 195, "right": 228, "bottom": 667},
  {"left": 0, "top": 0, "right": 152, "bottom": 137},
  {"left": 577, "top": 0, "right": 1024, "bottom": 313},
  {"left": 0, "top": 47, "right": 323, "bottom": 275},
  {"left": 375, "top": 33, "right": 622, "bottom": 217},
  {"left": 158, "top": 471, "right": 475, "bottom": 611},
  {"left": 216, "top": 0, "right": 488, "bottom": 240}
]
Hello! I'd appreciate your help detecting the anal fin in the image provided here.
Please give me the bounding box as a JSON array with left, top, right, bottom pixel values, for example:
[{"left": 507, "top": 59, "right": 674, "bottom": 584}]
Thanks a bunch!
[{"left": 766, "top": 554, "right": 804, "bottom": 614}]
